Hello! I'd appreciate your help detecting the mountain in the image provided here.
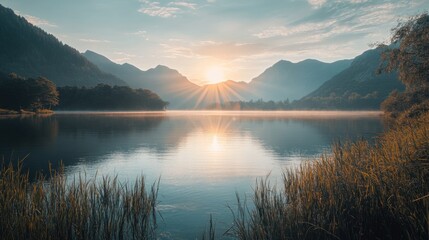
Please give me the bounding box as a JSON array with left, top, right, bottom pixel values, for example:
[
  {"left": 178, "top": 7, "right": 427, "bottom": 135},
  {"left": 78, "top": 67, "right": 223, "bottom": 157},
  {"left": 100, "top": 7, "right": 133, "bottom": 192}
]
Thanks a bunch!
[
  {"left": 83, "top": 50, "right": 200, "bottom": 108},
  {"left": 84, "top": 50, "right": 355, "bottom": 108},
  {"left": 248, "top": 59, "right": 352, "bottom": 101},
  {"left": 297, "top": 47, "right": 405, "bottom": 109},
  {"left": 0, "top": 4, "right": 126, "bottom": 87}
]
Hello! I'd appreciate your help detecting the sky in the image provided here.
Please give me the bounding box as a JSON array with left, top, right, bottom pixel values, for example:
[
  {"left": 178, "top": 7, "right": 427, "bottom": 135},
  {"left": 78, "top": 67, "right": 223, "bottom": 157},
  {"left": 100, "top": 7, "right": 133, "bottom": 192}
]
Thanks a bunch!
[{"left": 0, "top": 0, "right": 428, "bottom": 85}]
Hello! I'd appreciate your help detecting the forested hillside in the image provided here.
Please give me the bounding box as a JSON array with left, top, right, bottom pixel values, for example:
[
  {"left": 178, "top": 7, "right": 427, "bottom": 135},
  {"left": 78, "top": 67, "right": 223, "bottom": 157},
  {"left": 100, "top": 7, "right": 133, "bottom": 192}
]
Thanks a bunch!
[{"left": 0, "top": 5, "right": 126, "bottom": 87}]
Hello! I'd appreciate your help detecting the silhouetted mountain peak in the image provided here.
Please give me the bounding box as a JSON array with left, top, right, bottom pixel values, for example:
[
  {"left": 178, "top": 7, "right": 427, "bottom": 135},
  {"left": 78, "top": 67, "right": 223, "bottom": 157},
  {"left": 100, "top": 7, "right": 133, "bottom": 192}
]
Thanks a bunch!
[
  {"left": 82, "top": 50, "right": 200, "bottom": 108},
  {"left": 154, "top": 65, "right": 171, "bottom": 70},
  {"left": 298, "top": 59, "right": 323, "bottom": 65},
  {"left": 249, "top": 57, "right": 352, "bottom": 100},
  {"left": 120, "top": 63, "right": 142, "bottom": 72},
  {"left": 272, "top": 60, "right": 293, "bottom": 67},
  {"left": 83, "top": 50, "right": 113, "bottom": 64}
]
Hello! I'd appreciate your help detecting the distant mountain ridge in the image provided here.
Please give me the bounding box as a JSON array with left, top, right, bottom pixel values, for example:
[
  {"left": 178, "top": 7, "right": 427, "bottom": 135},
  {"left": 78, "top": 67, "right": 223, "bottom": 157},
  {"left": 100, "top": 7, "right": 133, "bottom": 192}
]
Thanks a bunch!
[
  {"left": 83, "top": 50, "right": 200, "bottom": 108},
  {"left": 248, "top": 59, "right": 352, "bottom": 101},
  {"left": 295, "top": 46, "right": 405, "bottom": 109},
  {"left": 0, "top": 4, "right": 126, "bottom": 87},
  {"left": 84, "top": 50, "right": 354, "bottom": 108}
]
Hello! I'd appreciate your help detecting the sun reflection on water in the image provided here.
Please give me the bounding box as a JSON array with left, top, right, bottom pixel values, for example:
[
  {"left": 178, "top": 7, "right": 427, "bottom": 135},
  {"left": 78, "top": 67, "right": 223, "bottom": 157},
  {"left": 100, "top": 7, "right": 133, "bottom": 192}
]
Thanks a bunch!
[{"left": 210, "top": 134, "right": 222, "bottom": 152}]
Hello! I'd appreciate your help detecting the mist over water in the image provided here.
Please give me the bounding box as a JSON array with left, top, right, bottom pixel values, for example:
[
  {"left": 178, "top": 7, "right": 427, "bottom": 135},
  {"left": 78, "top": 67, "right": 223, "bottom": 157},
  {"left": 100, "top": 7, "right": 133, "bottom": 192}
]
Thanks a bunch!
[{"left": 0, "top": 111, "right": 384, "bottom": 239}]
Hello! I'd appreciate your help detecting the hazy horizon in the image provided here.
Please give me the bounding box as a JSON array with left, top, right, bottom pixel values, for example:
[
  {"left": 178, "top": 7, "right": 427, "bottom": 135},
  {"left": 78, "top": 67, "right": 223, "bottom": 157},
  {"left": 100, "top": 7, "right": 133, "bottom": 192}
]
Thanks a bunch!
[{"left": 0, "top": 0, "right": 427, "bottom": 85}]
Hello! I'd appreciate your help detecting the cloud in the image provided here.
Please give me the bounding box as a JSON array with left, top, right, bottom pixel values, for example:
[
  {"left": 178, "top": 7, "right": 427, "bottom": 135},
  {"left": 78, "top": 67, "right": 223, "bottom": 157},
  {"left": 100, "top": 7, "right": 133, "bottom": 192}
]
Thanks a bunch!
[
  {"left": 253, "top": 0, "right": 407, "bottom": 44},
  {"left": 159, "top": 43, "right": 196, "bottom": 59},
  {"left": 129, "top": 30, "right": 149, "bottom": 40},
  {"left": 160, "top": 39, "right": 269, "bottom": 60},
  {"left": 254, "top": 20, "right": 336, "bottom": 39},
  {"left": 195, "top": 42, "right": 268, "bottom": 60},
  {"left": 114, "top": 52, "right": 137, "bottom": 58},
  {"left": 111, "top": 52, "right": 138, "bottom": 63},
  {"left": 79, "top": 38, "right": 111, "bottom": 43},
  {"left": 349, "top": 0, "right": 368, "bottom": 3},
  {"left": 307, "top": 0, "right": 327, "bottom": 8},
  {"left": 20, "top": 13, "right": 57, "bottom": 28},
  {"left": 169, "top": 2, "right": 197, "bottom": 10},
  {"left": 244, "top": 0, "right": 420, "bottom": 64},
  {"left": 138, "top": 1, "right": 197, "bottom": 18}
]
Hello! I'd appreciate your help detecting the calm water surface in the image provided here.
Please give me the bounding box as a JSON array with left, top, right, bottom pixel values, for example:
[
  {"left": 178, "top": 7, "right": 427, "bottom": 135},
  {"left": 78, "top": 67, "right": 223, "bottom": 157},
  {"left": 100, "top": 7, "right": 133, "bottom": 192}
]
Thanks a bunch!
[{"left": 0, "top": 111, "right": 384, "bottom": 239}]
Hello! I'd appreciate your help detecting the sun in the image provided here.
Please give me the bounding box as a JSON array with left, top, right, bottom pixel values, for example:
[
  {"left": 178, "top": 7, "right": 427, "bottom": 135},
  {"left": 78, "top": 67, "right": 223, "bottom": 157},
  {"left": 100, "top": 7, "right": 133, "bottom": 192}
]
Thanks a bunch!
[{"left": 205, "top": 66, "right": 225, "bottom": 84}]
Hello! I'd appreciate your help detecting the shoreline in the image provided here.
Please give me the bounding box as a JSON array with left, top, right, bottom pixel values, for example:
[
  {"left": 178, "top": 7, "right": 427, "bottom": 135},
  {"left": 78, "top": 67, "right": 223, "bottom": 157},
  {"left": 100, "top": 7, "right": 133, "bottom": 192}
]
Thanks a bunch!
[
  {"left": 52, "top": 110, "right": 384, "bottom": 119},
  {"left": 0, "top": 109, "right": 54, "bottom": 116}
]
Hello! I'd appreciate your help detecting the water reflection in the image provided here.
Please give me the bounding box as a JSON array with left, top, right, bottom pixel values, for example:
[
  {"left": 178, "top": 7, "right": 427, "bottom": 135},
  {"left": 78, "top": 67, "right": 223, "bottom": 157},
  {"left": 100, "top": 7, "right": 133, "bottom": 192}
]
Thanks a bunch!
[{"left": 0, "top": 111, "right": 384, "bottom": 239}]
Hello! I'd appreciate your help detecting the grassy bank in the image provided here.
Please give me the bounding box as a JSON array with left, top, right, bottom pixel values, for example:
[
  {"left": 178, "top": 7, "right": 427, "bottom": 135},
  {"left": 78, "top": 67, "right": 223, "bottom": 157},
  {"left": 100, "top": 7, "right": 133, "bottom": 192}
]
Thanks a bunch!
[
  {"left": 0, "top": 163, "right": 158, "bottom": 240},
  {"left": 228, "top": 112, "right": 429, "bottom": 239}
]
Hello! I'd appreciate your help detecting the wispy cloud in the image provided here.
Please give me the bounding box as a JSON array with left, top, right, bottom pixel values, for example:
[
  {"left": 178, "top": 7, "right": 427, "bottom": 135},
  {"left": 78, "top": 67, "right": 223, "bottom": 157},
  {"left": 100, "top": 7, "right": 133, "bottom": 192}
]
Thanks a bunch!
[
  {"left": 160, "top": 42, "right": 196, "bottom": 59},
  {"left": 254, "top": 20, "right": 336, "bottom": 39},
  {"left": 307, "top": 0, "right": 327, "bottom": 8},
  {"left": 139, "top": 3, "right": 180, "bottom": 18},
  {"left": 254, "top": 0, "right": 407, "bottom": 44},
  {"left": 160, "top": 39, "right": 268, "bottom": 60},
  {"left": 138, "top": 0, "right": 197, "bottom": 18},
  {"left": 113, "top": 52, "right": 138, "bottom": 63},
  {"left": 169, "top": 2, "right": 197, "bottom": 10},
  {"left": 79, "top": 38, "right": 111, "bottom": 43},
  {"left": 128, "top": 30, "right": 149, "bottom": 40},
  {"left": 18, "top": 12, "right": 57, "bottom": 28},
  {"left": 195, "top": 41, "right": 268, "bottom": 60}
]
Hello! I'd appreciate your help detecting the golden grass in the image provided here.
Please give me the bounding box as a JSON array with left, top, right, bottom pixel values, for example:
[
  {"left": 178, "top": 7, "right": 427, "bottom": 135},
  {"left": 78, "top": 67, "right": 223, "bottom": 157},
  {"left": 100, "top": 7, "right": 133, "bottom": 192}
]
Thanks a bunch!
[
  {"left": 228, "top": 112, "right": 429, "bottom": 239},
  {"left": 35, "top": 109, "right": 54, "bottom": 114},
  {"left": 0, "top": 163, "right": 159, "bottom": 240}
]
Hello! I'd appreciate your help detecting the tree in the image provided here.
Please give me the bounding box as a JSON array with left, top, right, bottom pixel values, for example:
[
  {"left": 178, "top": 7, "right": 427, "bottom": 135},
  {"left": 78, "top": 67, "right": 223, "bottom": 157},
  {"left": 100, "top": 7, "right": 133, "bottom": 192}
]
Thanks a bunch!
[
  {"left": 380, "top": 13, "right": 429, "bottom": 117},
  {"left": 56, "top": 85, "right": 168, "bottom": 110},
  {"left": 27, "top": 77, "right": 59, "bottom": 110},
  {"left": 0, "top": 74, "right": 59, "bottom": 111},
  {"left": 382, "top": 13, "right": 429, "bottom": 89}
]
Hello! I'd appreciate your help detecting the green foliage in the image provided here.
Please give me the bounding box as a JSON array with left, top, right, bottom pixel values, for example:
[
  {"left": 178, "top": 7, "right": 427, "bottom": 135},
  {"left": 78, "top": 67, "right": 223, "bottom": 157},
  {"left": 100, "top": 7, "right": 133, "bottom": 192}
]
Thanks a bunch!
[
  {"left": 228, "top": 112, "right": 429, "bottom": 240},
  {"left": 207, "top": 92, "right": 383, "bottom": 110},
  {"left": 383, "top": 13, "right": 429, "bottom": 89},
  {"left": 0, "top": 73, "right": 59, "bottom": 111},
  {"left": 57, "top": 84, "right": 169, "bottom": 110},
  {"left": 0, "top": 162, "right": 159, "bottom": 240},
  {"left": 381, "top": 87, "right": 429, "bottom": 118},
  {"left": 295, "top": 91, "right": 382, "bottom": 110},
  {"left": 381, "top": 13, "right": 429, "bottom": 117}
]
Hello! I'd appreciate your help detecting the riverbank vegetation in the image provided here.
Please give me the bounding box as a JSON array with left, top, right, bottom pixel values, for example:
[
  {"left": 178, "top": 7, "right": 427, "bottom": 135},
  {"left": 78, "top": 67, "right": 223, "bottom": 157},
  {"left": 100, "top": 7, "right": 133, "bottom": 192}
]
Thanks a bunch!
[
  {"left": 225, "top": 13, "right": 429, "bottom": 240},
  {"left": 57, "top": 84, "right": 168, "bottom": 110},
  {"left": 227, "top": 111, "right": 429, "bottom": 239},
  {"left": 0, "top": 73, "right": 59, "bottom": 114},
  {"left": 0, "top": 73, "right": 169, "bottom": 113},
  {"left": 206, "top": 92, "right": 382, "bottom": 110},
  {"left": 0, "top": 163, "right": 159, "bottom": 240}
]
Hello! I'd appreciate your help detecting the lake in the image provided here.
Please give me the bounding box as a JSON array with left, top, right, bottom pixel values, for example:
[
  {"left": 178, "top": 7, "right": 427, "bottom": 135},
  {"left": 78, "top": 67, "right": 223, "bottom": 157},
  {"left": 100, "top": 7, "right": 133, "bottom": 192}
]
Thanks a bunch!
[{"left": 0, "top": 111, "right": 384, "bottom": 239}]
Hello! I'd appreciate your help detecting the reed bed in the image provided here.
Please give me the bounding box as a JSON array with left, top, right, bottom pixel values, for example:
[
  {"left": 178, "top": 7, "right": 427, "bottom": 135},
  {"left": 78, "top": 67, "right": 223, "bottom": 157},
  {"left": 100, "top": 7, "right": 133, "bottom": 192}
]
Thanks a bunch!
[
  {"left": 229, "top": 112, "right": 429, "bottom": 240},
  {"left": 0, "top": 164, "right": 159, "bottom": 240}
]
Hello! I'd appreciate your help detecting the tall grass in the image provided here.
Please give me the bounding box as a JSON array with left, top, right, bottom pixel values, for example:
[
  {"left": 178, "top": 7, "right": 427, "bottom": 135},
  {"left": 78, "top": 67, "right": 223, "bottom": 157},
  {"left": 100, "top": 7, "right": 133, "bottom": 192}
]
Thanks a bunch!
[
  {"left": 0, "top": 163, "right": 159, "bottom": 240},
  {"left": 201, "top": 214, "right": 216, "bottom": 240},
  {"left": 229, "top": 112, "right": 429, "bottom": 239}
]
